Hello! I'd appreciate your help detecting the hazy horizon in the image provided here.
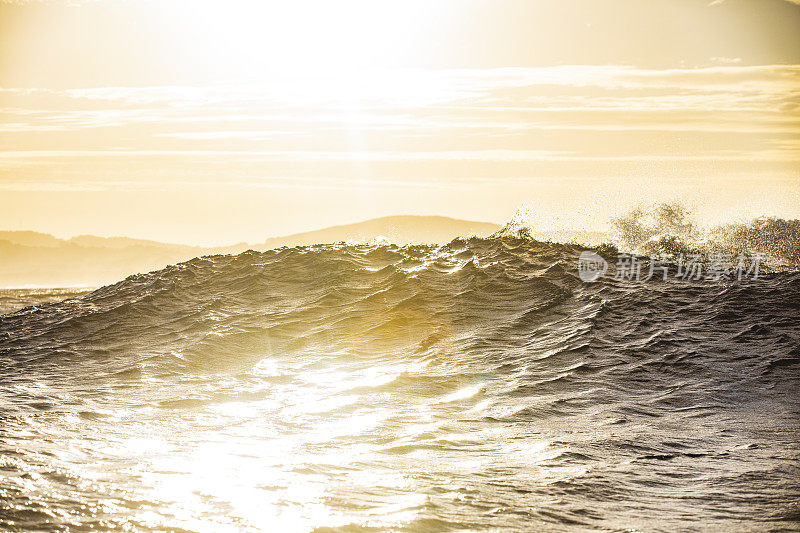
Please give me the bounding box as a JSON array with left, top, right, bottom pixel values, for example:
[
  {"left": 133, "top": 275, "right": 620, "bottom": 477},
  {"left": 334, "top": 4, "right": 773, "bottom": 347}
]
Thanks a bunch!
[
  {"left": 2, "top": 3, "right": 800, "bottom": 531},
  {"left": 1, "top": 0, "right": 798, "bottom": 245},
  {"left": 0, "top": 213, "right": 505, "bottom": 247}
]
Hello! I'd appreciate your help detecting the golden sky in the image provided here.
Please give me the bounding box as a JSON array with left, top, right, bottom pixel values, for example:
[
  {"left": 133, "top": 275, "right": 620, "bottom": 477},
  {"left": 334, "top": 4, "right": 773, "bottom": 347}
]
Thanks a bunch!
[{"left": 1, "top": 0, "right": 799, "bottom": 244}]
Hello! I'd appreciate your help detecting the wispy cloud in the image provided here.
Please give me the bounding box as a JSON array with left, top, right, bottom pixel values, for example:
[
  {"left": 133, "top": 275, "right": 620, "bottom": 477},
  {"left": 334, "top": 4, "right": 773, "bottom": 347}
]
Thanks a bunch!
[{"left": 1, "top": 65, "right": 798, "bottom": 190}]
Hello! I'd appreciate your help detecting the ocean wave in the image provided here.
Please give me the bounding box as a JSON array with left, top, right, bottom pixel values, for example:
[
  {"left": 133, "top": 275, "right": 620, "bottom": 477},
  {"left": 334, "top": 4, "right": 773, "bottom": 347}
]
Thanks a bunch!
[{"left": 0, "top": 233, "right": 798, "bottom": 531}]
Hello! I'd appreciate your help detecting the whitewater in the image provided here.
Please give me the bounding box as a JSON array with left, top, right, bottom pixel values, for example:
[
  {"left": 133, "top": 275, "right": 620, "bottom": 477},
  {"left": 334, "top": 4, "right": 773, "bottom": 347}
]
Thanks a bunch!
[{"left": 0, "top": 233, "right": 798, "bottom": 531}]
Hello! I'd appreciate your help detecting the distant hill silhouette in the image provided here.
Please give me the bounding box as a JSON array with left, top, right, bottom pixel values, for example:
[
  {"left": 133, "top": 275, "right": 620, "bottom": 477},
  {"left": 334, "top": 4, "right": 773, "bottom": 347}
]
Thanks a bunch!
[
  {"left": 0, "top": 231, "right": 64, "bottom": 248},
  {"left": 260, "top": 215, "right": 500, "bottom": 249},
  {"left": 0, "top": 216, "right": 500, "bottom": 287}
]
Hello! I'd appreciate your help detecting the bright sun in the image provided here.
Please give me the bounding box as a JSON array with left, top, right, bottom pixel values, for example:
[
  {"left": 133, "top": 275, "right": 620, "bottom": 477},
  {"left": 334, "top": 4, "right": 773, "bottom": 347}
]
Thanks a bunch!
[{"left": 157, "top": 0, "right": 445, "bottom": 77}]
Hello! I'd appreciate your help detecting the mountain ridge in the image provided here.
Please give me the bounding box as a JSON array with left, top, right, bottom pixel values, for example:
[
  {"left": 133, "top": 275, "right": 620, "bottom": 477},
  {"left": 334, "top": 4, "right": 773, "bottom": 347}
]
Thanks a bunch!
[{"left": 0, "top": 215, "right": 502, "bottom": 287}]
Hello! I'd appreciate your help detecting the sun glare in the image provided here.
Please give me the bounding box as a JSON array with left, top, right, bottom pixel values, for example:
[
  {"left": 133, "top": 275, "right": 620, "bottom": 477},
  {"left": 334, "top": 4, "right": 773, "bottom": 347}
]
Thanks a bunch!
[
  {"left": 1, "top": 1, "right": 800, "bottom": 530},
  {"left": 157, "top": 0, "right": 445, "bottom": 77}
]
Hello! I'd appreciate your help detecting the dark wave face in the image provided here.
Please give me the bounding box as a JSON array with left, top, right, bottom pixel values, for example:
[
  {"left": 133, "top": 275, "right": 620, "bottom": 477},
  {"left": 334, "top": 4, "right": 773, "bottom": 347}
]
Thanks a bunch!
[{"left": 1, "top": 237, "right": 799, "bottom": 531}]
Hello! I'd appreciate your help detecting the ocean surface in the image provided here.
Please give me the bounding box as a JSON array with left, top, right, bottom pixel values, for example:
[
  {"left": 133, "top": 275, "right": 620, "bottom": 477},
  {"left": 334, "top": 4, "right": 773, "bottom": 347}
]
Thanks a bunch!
[{"left": 1, "top": 236, "right": 798, "bottom": 531}]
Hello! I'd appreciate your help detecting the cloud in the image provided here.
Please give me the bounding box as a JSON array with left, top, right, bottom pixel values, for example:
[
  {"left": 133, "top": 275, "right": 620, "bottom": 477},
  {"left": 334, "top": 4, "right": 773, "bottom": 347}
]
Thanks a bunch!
[{"left": 1, "top": 65, "right": 797, "bottom": 186}]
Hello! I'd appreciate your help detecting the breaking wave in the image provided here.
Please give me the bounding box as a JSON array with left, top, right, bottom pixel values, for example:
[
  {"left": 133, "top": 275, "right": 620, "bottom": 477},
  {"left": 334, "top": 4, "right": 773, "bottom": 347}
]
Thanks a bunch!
[
  {"left": 0, "top": 228, "right": 799, "bottom": 531},
  {"left": 604, "top": 202, "right": 800, "bottom": 267}
]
